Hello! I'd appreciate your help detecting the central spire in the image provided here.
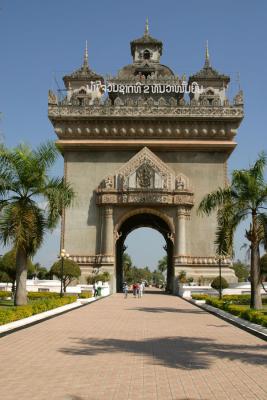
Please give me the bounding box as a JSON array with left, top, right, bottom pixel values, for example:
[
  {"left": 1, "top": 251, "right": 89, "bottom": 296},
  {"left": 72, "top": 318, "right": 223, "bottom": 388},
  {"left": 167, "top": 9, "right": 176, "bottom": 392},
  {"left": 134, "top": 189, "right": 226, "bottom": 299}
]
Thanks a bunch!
[
  {"left": 83, "top": 40, "right": 89, "bottom": 69},
  {"left": 204, "top": 40, "right": 211, "bottom": 68},
  {"left": 144, "top": 17, "right": 149, "bottom": 35}
]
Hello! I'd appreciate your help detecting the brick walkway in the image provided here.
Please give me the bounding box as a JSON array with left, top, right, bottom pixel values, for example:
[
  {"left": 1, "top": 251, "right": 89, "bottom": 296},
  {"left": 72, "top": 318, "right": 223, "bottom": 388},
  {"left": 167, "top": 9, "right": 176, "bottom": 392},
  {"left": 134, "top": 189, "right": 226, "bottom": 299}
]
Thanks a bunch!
[{"left": 0, "top": 292, "right": 266, "bottom": 400}]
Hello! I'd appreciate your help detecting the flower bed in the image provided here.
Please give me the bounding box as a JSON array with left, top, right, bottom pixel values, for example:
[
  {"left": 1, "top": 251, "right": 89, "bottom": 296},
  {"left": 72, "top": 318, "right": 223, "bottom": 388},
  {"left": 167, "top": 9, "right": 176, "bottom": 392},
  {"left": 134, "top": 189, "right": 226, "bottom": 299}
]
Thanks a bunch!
[{"left": 0, "top": 296, "right": 77, "bottom": 326}]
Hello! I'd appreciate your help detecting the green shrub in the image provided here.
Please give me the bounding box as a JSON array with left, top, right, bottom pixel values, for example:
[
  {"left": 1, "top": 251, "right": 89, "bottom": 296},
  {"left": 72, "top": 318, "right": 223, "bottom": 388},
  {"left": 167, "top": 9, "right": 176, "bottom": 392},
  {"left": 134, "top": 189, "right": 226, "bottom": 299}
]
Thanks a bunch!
[
  {"left": 79, "top": 292, "right": 93, "bottom": 299},
  {"left": 0, "top": 296, "right": 76, "bottom": 325},
  {"left": 206, "top": 297, "right": 225, "bottom": 309},
  {"left": 28, "top": 292, "right": 60, "bottom": 300},
  {"left": 206, "top": 296, "right": 267, "bottom": 328},
  {"left": 222, "top": 294, "right": 267, "bottom": 305},
  {"left": 191, "top": 294, "right": 210, "bottom": 300},
  {"left": 0, "top": 291, "right": 11, "bottom": 299},
  {"left": 211, "top": 276, "right": 229, "bottom": 290}
]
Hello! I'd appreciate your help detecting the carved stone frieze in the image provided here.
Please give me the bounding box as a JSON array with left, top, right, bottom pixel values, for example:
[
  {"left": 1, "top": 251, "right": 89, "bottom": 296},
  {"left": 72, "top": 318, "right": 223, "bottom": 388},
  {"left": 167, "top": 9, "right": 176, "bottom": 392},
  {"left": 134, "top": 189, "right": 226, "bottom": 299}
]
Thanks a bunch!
[
  {"left": 70, "top": 255, "right": 115, "bottom": 264},
  {"left": 49, "top": 104, "right": 243, "bottom": 119},
  {"left": 97, "top": 191, "right": 193, "bottom": 206},
  {"left": 50, "top": 112, "right": 241, "bottom": 141},
  {"left": 174, "top": 255, "right": 231, "bottom": 265}
]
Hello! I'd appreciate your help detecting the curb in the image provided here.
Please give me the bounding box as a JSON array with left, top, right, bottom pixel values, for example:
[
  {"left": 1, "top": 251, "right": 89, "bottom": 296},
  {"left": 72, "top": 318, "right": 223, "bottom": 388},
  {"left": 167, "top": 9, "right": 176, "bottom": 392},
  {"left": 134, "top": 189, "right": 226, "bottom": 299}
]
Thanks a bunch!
[
  {"left": 180, "top": 296, "right": 267, "bottom": 342},
  {"left": 0, "top": 294, "right": 111, "bottom": 338}
]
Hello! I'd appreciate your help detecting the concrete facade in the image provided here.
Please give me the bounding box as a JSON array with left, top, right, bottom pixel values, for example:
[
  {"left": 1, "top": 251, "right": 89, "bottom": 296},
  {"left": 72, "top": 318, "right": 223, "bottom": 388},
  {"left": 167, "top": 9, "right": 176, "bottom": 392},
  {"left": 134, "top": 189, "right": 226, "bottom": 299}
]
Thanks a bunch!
[{"left": 48, "top": 25, "right": 244, "bottom": 292}]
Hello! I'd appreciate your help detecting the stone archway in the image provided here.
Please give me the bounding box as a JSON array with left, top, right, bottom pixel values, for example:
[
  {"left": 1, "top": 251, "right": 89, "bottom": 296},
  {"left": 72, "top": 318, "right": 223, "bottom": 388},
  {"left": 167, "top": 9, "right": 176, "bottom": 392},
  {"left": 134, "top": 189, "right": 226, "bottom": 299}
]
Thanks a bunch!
[
  {"left": 95, "top": 147, "right": 194, "bottom": 293},
  {"left": 115, "top": 211, "right": 174, "bottom": 293}
]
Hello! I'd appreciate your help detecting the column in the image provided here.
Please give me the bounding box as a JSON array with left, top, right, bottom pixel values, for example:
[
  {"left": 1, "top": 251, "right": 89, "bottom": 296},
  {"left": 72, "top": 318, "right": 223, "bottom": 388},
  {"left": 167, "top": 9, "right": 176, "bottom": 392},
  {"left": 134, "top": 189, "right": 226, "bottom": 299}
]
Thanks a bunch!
[
  {"left": 175, "top": 207, "right": 186, "bottom": 256},
  {"left": 102, "top": 206, "right": 114, "bottom": 255}
]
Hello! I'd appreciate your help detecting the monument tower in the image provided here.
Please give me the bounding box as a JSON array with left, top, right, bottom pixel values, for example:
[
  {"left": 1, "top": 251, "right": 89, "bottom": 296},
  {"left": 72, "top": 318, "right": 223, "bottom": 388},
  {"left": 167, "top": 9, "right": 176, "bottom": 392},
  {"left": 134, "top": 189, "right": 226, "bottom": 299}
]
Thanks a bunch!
[{"left": 48, "top": 22, "right": 244, "bottom": 292}]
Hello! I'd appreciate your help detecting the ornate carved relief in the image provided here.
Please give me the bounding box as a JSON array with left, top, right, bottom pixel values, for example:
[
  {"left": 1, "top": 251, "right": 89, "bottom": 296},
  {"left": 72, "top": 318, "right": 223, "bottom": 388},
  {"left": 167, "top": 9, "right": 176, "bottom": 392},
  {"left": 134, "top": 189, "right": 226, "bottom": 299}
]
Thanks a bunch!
[{"left": 96, "top": 147, "right": 194, "bottom": 207}]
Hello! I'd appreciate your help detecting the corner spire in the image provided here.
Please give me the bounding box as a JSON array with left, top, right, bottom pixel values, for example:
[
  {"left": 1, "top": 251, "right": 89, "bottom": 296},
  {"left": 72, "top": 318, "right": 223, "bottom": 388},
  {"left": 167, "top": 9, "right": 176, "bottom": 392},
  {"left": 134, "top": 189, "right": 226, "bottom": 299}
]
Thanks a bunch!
[
  {"left": 144, "top": 17, "right": 149, "bottom": 35},
  {"left": 83, "top": 40, "right": 89, "bottom": 69},
  {"left": 204, "top": 40, "right": 210, "bottom": 68}
]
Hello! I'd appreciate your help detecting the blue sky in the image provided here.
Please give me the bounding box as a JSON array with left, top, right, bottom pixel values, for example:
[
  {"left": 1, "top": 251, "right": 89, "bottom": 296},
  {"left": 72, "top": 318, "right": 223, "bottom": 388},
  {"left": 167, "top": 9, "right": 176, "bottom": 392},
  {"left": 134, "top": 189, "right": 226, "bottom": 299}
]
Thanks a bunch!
[{"left": 0, "top": 0, "right": 266, "bottom": 269}]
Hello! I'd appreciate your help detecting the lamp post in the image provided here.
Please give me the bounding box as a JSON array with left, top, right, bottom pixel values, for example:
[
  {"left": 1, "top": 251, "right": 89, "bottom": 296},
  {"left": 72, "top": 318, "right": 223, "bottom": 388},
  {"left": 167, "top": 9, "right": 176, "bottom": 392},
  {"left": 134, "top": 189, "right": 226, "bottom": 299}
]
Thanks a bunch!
[{"left": 59, "top": 249, "right": 69, "bottom": 297}]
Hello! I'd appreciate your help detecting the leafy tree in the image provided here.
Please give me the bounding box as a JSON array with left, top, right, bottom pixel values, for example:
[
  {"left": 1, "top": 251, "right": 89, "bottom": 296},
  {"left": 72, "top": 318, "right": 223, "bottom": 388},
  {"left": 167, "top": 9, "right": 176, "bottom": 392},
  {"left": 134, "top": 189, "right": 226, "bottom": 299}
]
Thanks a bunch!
[
  {"left": 86, "top": 271, "right": 110, "bottom": 284},
  {"left": 157, "top": 255, "right": 167, "bottom": 273},
  {"left": 27, "top": 262, "right": 49, "bottom": 279},
  {"left": 198, "top": 153, "right": 267, "bottom": 309},
  {"left": 123, "top": 265, "right": 153, "bottom": 285},
  {"left": 152, "top": 270, "right": 165, "bottom": 286},
  {"left": 230, "top": 260, "right": 249, "bottom": 282},
  {"left": 122, "top": 253, "right": 132, "bottom": 274},
  {"left": 50, "top": 259, "right": 81, "bottom": 292},
  {"left": 0, "top": 142, "right": 75, "bottom": 305},
  {"left": 211, "top": 276, "right": 229, "bottom": 290},
  {"left": 0, "top": 249, "right": 34, "bottom": 293}
]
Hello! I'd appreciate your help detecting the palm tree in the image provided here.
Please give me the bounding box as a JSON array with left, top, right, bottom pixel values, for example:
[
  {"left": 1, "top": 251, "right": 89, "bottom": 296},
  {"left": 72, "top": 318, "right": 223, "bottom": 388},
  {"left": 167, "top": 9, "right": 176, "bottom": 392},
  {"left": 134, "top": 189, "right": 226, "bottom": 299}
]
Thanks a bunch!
[
  {"left": 198, "top": 153, "right": 267, "bottom": 309},
  {"left": 0, "top": 142, "right": 75, "bottom": 305},
  {"left": 157, "top": 255, "right": 167, "bottom": 273}
]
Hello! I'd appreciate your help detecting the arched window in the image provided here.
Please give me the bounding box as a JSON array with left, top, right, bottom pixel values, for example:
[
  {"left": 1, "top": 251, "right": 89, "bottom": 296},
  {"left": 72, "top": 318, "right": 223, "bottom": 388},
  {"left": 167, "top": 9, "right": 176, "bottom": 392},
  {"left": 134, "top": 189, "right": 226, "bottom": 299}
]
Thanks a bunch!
[{"left": 143, "top": 50, "right": 151, "bottom": 60}]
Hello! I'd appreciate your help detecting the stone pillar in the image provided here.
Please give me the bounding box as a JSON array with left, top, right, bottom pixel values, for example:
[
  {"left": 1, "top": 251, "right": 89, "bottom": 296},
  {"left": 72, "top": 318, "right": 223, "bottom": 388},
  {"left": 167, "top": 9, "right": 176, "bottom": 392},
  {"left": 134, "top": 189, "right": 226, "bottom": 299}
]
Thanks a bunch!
[
  {"left": 175, "top": 207, "right": 186, "bottom": 256},
  {"left": 102, "top": 206, "right": 114, "bottom": 255}
]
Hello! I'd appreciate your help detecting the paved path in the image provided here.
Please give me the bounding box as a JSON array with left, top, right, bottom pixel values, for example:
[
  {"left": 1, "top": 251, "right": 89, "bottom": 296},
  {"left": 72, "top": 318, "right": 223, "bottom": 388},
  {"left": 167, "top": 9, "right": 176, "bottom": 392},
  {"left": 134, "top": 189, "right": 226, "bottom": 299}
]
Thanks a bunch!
[{"left": 0, "top": 292, "right": 266, "bottom": 400}]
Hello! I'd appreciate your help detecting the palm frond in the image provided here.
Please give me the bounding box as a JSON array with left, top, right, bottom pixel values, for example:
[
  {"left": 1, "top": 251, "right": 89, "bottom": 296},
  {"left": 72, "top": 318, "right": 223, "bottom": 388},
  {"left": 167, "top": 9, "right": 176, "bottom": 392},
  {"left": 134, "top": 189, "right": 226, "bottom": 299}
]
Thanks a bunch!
[
  {"left": 44, "top": 177, "right": 75, "bottom": 228},
  {"left": 197, "top": 187, "right": 233, "bottom": 216},
  {"left": 33, "top": 141, "right": 58, "bottom": 171}
]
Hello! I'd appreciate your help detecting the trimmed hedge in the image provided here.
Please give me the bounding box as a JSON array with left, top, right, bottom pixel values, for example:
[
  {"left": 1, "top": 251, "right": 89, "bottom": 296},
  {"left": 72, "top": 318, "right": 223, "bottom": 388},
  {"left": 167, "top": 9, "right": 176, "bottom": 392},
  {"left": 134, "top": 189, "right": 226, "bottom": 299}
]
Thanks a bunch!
[
  {"left": 79, "top": 292, "right": 93, "bottom": 299},
  {"left": 222, "top": 294, "right": 267, "bottom": 305},
  {"left": 206, "top": 297, "right": 267, "bottom": 327},
  {"left": 28, "top": 292, "right": 60, "bottom": 300},
  {"left": 0, "top": 296, "right": 76, "bottom": 326},
  {"left": 191, "top": 294, "right": 210, "bottom": 300},
  {"left": 0, "top": 291, "right": 12, "bottom": 299}
]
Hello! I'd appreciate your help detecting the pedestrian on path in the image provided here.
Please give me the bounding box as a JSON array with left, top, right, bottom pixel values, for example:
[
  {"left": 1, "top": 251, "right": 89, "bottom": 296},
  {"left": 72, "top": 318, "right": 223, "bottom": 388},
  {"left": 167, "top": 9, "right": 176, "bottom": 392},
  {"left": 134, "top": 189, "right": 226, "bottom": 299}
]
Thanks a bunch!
[
  {"left": 93, "top": 282, "right": 98, "bottom": 297},
  {"left": 133, "top": 283, "right": 137, "bottom": 297},
  {"left": 139, "top": 282, "right": 144, "bottom": 297},
  {"left": 136, "top": 283, "right": 140, "bottom": 298},
  {"left": 123, "top": 282, "right": 128, "bottom": 298}
]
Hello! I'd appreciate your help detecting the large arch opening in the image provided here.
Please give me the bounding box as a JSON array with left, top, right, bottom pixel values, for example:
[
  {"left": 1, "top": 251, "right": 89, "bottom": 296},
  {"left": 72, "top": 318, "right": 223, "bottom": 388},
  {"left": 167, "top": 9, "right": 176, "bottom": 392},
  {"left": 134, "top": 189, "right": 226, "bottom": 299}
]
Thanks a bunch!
[{"left": 116, "top": 212, "right": 174, "bottom": 293}]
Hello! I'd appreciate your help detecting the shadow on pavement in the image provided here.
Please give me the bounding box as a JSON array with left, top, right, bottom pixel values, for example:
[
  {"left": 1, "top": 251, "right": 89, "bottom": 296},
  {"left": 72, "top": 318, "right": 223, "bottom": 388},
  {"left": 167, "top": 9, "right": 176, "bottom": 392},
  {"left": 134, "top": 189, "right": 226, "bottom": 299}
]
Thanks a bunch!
[
  {"left": 59, "top": 336, "right": 267, "bottom": 370},
  {"left": 128, "top": 306, "right": 204, "bottom": 314}
]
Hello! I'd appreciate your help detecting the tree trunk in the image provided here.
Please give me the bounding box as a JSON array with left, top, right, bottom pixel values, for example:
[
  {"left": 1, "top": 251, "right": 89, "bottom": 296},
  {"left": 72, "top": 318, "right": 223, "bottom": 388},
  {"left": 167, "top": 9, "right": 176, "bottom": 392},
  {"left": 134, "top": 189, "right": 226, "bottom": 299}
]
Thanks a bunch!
[
  {"left": 250, "top": 212, "right": 262, "bottom": 309},
  {"left": 15, "top": 247, "right": 28, "bottom": 306},
  {"left": 11, "top": 280, "right": 16, "bottom": 296}
]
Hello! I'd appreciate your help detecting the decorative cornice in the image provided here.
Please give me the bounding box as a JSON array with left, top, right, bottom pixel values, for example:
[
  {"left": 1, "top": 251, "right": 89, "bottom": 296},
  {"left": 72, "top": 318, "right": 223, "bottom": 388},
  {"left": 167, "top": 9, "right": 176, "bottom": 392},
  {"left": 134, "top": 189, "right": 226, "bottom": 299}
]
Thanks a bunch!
[
  {"left": 55, "top": 139, "right": 237, "bottom": 153},
  {"left": 49, "top": 104, "right": 243, "bottom": 120},
  {"left": 174, "top": 255, "right": 232, "bottom": 265},
  {"left": 53, "top": 120, "right": 238, "bottom": 141},
  {"left": 70, "top": 255, "right": 114, "bottom": 264}
]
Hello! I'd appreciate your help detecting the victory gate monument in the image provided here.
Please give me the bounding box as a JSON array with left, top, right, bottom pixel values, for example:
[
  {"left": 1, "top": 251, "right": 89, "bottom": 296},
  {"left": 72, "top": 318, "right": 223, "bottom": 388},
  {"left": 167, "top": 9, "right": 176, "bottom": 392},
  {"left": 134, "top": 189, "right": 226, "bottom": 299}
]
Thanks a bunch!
[{"left": 48, "top": 22, "right": 244, "bottom": 293}]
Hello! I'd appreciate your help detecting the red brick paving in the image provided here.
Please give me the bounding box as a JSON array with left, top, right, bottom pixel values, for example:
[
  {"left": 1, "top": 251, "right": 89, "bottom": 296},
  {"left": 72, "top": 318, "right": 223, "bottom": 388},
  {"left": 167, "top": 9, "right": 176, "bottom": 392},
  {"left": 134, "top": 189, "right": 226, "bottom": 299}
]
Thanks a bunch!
[{"left": 0, "top": 291, "right": 266, "bottom": 400}]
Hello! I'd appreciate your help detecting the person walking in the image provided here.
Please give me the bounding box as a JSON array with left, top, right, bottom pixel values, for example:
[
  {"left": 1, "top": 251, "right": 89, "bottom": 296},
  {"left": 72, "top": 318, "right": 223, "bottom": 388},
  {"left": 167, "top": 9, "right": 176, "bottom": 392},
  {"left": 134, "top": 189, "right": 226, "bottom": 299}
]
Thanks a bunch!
[
  {"left": 93, "top": 282, "right": 98, "bottom": 297},
  {"left": 133, "top": 283, "right": 137, "bottom": 297},
  {"left": 123, "top": 282, "right": 128, "bottom": 298},
  {"left": 139, "top": 282, "right": 144, "bottom": 297},
  {"left": 136, "top": 283, "right": 140, "bottom": 298}
]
